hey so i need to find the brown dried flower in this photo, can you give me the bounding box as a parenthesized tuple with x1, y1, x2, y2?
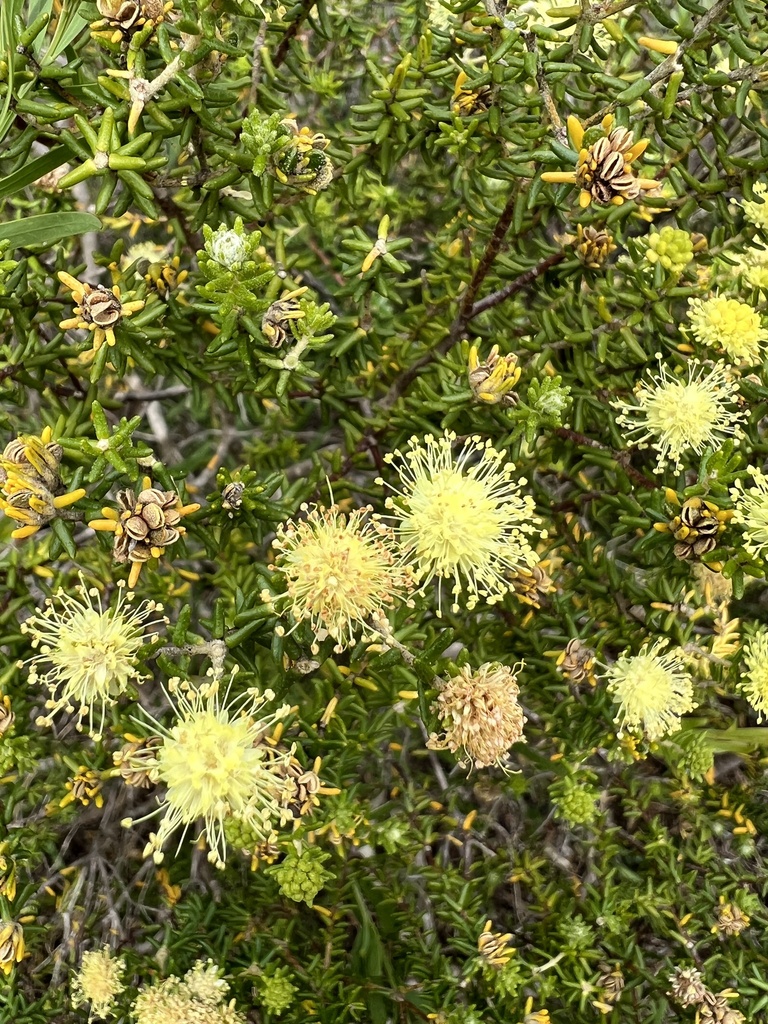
(668, 966, 708, 1008)
(576, 224, 617, 268)
(428, 662, 527, 770)
(88, 476, 200, 587)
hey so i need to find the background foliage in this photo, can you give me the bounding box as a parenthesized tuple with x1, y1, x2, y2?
(1, 0, 768, 1021)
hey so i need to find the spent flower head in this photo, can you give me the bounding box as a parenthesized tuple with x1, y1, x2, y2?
(603, 638, 696, 741)
(0, 426, 86, 539)
(379, 431, 542, 614)
(0, 921, 24, 975)
(668, 966, 708, 1008)
(730, 468, 768, 559)
(686, 295, 767, 363)
(58, 272, 144, 352)
(467, 344, 520, 406)
(21, 576, 164, 740)
(123, 672, 294, 868)
(267, 503, 415, 654)
(88, 476, 200, 588)
(613, 359, 745, 471)
(428, 662, 526, 770)
(541, 113, 657, 208)
(738, 628, 768, 722)
(71, 946, 126, 1021)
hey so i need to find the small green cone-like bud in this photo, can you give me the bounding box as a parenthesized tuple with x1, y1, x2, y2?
(270, 846, 334, 905)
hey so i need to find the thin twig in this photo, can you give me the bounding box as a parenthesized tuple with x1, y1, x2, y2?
(523, 33, 562, 130)
(469, 251, 566, 318)
(248, 21, 269, 106)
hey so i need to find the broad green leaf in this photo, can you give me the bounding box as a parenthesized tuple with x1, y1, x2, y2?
(0, 146, 69, 199)
(0, 211, 101, 248)
(43, 0, 88, 64)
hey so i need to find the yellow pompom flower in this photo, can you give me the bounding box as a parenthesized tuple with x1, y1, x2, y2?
(741, 182, 768, 229)
(731, 469, 768, 559)
(268, 503, 415, 654)
(71, 946, 126, 1021)
(378, 432, 542, 615)
(20, 576, 165, 741)
(602, 639, 696, 741)
(427, 661, 527, 770)
(613, 360, 745, 472)
(687, 295, 767, 363)
(123, 674, 294, 869)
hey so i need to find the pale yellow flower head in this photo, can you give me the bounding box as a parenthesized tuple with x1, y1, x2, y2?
(730, 468, 768, 559)
(133, 960, 244, 1024)
(613, 359, 745, 471)
(71, 946, 126, 1021)
(603, 638, 696, 741)
(741, 182, 768, 229)
(687, 295, 767, 363)
(739, 630, 768, 723)
(20, 576, 165, 741)
(427, 661, 527, 770)
(123, 673, 294, 869)
(269, 503, 415, 654)
(379, 431, 542, 615)
(730, 245, 768, 292)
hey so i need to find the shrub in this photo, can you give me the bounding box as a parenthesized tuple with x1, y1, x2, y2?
(1, 0, 767, 1021)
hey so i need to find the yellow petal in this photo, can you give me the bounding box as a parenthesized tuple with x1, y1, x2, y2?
(541, 171, 578, 184)
(638, 35, 678, 55)
(625, 138, 649, 162)
(566, 114, 584, 151)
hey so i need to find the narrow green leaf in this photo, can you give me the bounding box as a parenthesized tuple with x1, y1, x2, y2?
(0, 146, 69, 199)
(0, 211, 101, 248)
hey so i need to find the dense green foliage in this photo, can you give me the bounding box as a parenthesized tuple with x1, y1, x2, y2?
(1, 0, 768, 1022)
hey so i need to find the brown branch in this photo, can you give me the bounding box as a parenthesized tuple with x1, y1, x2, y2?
(380, 238, 562, 411)
(523, 33, 562, 130)
(585, 0, 735, 127)
(555, 427, 657, 489)
(274, 0, 315, 68)
(470, 251, 566, 318)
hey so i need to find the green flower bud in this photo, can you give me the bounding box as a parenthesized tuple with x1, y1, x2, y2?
(270, 846, 334, 905)
(259, 968, 297, 1016)
(644, 226, 694, 275)
(550, 776, 600, 826)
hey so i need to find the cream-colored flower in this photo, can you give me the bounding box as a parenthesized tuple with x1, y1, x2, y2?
(379, 431, 542, 615)
(687, 295, 767, 363)
(613, 359, 745, 471)
(21, 576, 164, 741)
(739, 628, 768, 722)
(71, 947, 126, 1021)
(133, 960, 245, 1024)
(730, 245, 768, 291)
(427, 662, 526, 769)
(741, 182, 768, 229)
(268, 503, 415, 654)
(122, 673, 294, 868)
(602, 638, 696, 741)
(730, 468, 768, 559)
